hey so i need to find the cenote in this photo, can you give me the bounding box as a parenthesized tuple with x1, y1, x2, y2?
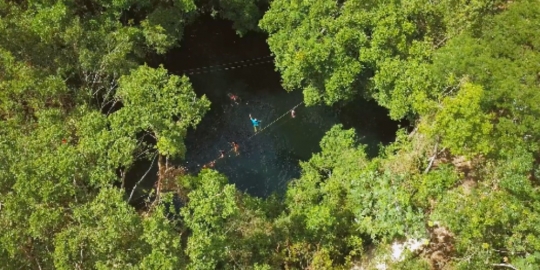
(132, 16, 404, 200)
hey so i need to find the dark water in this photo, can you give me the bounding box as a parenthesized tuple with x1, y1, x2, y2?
(134, 16, 403, 198)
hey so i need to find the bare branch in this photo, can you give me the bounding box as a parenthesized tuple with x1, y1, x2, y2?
(35, 258, 42, 270)
(128, 153, 158, 203)
(80, 247, 84, 266)
(492, 263, 518, 270)
(120, 169, 126, 189)
(408, 126, 419, 139)
(424, 142, 439, 174)
(106, 100, 119, 115)
(100, 76, 119, 109)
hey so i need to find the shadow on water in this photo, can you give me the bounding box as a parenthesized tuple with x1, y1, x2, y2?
(130, 15, 404, 199)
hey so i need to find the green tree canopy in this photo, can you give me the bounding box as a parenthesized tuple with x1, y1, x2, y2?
(110, 65, 210, 159)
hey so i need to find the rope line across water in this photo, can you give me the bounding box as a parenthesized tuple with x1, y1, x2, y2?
(186, 60, 273, 75)
(183, 56, 274, 75)
(182, 55, 272, 72)
(247, 101, 303, 140)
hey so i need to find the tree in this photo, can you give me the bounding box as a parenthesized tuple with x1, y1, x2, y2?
(260, 0, 367, 105)
(201, 0, 266, 35)
(428, 0, 540, 156)
(177, 169, 282, 269)
(180, 170, 240, 269)
(423, 82, 494, 157)
(53, 188, 183, 269)
(3, 0, 540, 268)
(0, 107, 135, 268)
(0, 0, 198, 117)
(260, 0, 508, 118)
(111, 65, 210, 159)
(110, 65, 210, 202)
(273, 125, 425, 268)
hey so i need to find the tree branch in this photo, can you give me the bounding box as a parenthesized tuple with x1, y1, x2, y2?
(128, 153, 157, 203)
(35, 257, 42, 270)
(106, 100, 118, 115)
(492, 263, 517, 270)
(408, 126, 419, 139)
(120, 169, 126, 189)
(424, 142, 439, 174)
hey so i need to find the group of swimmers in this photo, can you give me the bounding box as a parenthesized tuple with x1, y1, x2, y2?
(202, 141, 239, 168)
(202, 93, 296, 169)
(201, 94, 243, 168)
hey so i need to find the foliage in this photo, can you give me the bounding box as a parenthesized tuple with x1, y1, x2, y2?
(273, 125, 426, 268)
(260, 0, 367, 105)
(0, 107, 178, 268)
(411, 164, 459, 208)
(201, 0, 266, 35)
(425, 82, 494, 157)
(260, 0, 506, 111)
(0, 0, 204, 267)
(2, 0, 540, 269)
(110, 65, 210, 159)
(53, 188, 183, 269)
(181, 170, 238, 269)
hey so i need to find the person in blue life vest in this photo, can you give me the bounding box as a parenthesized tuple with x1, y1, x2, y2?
(249, 114, 261, 132)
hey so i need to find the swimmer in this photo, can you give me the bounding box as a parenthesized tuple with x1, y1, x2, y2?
(219, 150, 225, 159)
(291, 109, 296, 118)
(231, 142, 239, 156)
(202, 161, 215, 169)
(227, 93, 240, 105)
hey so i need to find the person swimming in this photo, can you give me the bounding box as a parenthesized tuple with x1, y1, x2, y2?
(227, 93, 240, 105)
(219, 150, 225, 159)
(202, 161, 215, 169)
(249, 114, 261, 132)
(291, 109, 296, 118)
(231, 141, 239, 156)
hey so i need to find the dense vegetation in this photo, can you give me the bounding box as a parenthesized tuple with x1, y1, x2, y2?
(1, 0, 539, 269)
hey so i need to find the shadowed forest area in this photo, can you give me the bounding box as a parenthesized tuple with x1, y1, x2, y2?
(1, 0, 540, 269)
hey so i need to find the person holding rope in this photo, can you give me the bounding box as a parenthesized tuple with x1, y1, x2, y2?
(249, 114, 261, 133)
